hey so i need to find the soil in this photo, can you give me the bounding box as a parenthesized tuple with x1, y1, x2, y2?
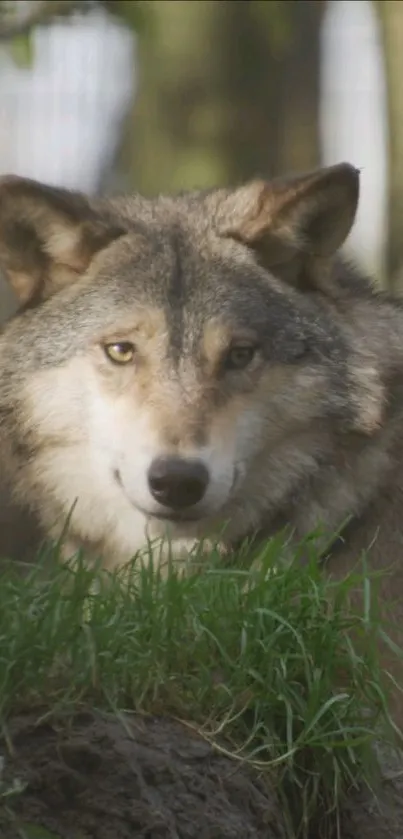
(341, 742, 403, 839)
(1, 710, 403, 839)
(0, 711, 287, 839)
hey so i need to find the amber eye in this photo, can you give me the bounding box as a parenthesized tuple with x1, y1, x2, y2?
(224, 344, 257, 371)
(104, 342, 135, 365)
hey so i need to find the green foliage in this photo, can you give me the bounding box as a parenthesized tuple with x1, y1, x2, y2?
(9, 32, 34, 68)
(0, 0, 149, 72)
(106, 0, 150, 34)
(0, 0, 296, 70)
(251, 0, 295, 57)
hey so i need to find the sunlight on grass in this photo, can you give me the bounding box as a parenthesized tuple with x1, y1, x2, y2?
(0, 532, 400, 836)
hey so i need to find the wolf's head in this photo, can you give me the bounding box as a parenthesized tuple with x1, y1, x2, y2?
(0, 163, 389, 555)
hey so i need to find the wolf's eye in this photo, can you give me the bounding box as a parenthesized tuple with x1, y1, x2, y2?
(224, 345, 257, 371)
(104, 342, 135, 365)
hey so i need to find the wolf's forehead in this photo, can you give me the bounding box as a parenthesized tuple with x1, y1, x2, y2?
(108, 222, 217, 296)
(107, 271, 267, 355)
(104, 221, 273, 320)
(89, 219, 319, 355)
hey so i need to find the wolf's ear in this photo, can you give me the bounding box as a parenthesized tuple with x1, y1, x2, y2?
(0, 176, 126, 304)
(217, 163, 359, 271)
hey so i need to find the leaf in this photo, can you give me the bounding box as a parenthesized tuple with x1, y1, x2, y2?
(9, 32, 35, 68)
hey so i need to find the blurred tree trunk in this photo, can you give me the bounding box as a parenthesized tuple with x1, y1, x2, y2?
(375, 1, 403, 291)
(118, 0, 324, 195)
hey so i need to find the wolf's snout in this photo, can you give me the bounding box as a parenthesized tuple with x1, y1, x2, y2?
(147, 456, 209, 509)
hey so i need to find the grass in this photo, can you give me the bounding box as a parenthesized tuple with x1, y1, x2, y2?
(0, 531, 401, 838)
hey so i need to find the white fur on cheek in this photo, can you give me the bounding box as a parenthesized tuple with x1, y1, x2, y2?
(22, 361, 166, 560)
(201, 406, 265, 497)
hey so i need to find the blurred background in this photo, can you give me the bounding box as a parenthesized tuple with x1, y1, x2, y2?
(0, 0, 399, 316)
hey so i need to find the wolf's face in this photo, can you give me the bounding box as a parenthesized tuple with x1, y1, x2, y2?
(0, 164, 385, 559)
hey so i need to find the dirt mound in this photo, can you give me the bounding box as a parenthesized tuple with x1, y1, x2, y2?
(0, 711, 286, 839)
(2, 710, 403, 839)
(341, 741, 403, 839)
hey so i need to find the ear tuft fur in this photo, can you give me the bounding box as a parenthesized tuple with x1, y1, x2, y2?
(217, 163, 360, 284)
(0, 175, 126, 304)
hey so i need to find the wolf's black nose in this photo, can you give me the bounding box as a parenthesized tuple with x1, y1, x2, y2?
(148, 457, 209, 509)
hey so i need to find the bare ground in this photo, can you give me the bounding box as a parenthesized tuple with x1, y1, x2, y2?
(1, 710, 403, 839)
(0, 711, 287, 839)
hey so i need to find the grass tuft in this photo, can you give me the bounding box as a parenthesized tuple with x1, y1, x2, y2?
(0, 533, 400, 836)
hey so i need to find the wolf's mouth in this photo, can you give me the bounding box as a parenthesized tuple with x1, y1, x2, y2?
(139, 509, 204, 523)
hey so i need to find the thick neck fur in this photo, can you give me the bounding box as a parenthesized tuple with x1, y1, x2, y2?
(290, 301, 403, 549)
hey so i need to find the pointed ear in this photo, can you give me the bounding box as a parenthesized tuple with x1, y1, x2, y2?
(217, 163, 360, 271)
(0, 176, 126, 305)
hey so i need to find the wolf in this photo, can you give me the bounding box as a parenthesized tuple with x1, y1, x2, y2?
(1, 164, 403, 633)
